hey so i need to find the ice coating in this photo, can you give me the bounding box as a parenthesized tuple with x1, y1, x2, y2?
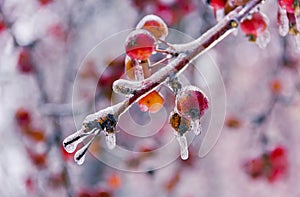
(256, 30, 271, 49)
(191, 119, 202, 135)
(278, 7, 289, 36)
(215, 9, 225, 22)
(113, 79, 140, 95)
(176, 85, 209, 121)
(136, 14, 168, 40)
(295, 10, 300, 32)
(295, 35, 300, 50)
(83, 102, 124, 124)
(74, 134, 96, 165)
(105, 132, 116, 150)
(176, 134, 189, 160)
(63, 128, 97, 153)
(134, 63, 145, 81)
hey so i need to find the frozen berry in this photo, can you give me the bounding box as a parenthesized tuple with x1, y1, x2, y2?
(138, 90, 164, 113)
(17, 48, 34, 73)
(240, 12, 268, 41)
(125, 29, 156, 60)
(176, 86, 209, 121)
(136, 14, 168, 40)
(15, 108, 32, 128)
(0, 19, 6, 33)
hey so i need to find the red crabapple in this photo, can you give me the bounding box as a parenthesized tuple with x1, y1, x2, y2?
(15, 108, 32, 128)
(138, 90, 164, 113)
(176, 85, 209, 121)
(0, 19, 6, 33)
(125, 29, 156, 60)
(240, 12, 270, 48)
(17, 48, 34, 73)
(136, 14, 168, 40)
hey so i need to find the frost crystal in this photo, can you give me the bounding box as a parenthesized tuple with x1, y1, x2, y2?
(105, 132, 116, 150)
(256, 30, 271, 48)
(278, 7, 289, 36)
(176, 134, 189, 160)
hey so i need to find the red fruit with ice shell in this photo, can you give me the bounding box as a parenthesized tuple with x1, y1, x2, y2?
(125, 29, 156, 61)
(176, 86, 209, 121)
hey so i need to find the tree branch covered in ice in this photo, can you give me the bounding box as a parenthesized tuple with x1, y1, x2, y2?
(63, 0, 267, 165)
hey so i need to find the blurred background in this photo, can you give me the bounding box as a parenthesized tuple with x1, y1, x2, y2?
(1, 0, 300, 196)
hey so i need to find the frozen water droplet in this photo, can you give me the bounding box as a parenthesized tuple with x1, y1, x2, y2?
(74, 132, 98, 165)
(63, 128, 98, 153)
(74, 151, 85, 165)
(256, 30, 271, 48)
(191, 120, 202, 135)
(106, 132, 116, 150)
(278, 7, 289, 36)
(295, 10, 300, 32)
(215, 9, 224, 22)
(63, 128, 87, 153)
(134, 63, 145, 81)
(176, 134, 189, 160)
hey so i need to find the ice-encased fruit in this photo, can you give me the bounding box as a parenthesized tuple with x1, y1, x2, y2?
(176, 86, 209, 121)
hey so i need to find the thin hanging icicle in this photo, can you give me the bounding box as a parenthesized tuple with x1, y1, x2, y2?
(63, 128, 97, 153)
(256, 30, 271, 48)
(106, 132, 116, 150)
(74, 131, 98, 165)
(295, 35, 300, 50)
(134, 62, 145, 81)
(278, 7, 289, 36)
(191, 119, 202, 136)
(176, 134, 189, 160)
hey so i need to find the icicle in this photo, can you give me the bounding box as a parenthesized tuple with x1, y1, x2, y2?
(278, 7, 289, 36)
(134, 63, 145, 81)
(106, 132, 116, 150)
(73, 130, 100, 165)
(191, 119, 202, 136)
(295, 8, 300, 32)
(63, 128, 96, 153)
(256, 30, 271, 48)
(215, 9, 225, 22)
(176, 134, 189, 160)
(295, 35, 300, 51)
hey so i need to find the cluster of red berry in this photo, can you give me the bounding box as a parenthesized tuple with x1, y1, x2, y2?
(123, 15, 210, 160)
(124, 14, 168, 113)
(131, 0, 195, 25)
(208, 0, 300, 48)
(243, 146, 288, 182)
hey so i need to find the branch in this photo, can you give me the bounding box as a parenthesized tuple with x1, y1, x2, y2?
(63, 0, 265, 164)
